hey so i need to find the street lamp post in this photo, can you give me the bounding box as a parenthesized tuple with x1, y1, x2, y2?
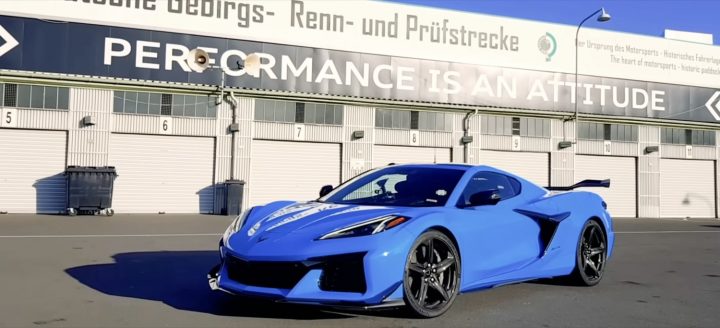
(575, 8, 611, 142)
(186, 49, 260, 181)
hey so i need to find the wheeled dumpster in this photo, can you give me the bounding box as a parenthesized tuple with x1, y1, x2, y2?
(224, 180, 245, 216)
(65, 166, 118, 216)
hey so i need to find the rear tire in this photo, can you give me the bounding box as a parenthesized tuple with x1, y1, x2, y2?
(569, 220, 607, 286)
(403, 230, 460, 318)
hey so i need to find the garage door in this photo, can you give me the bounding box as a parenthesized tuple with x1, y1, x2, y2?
(109, 134, 214, 213)
(575, 155, 636, 218)
(0, 129, 67, 214)
(660, 159, 715, 218)
(250, 140, 341, 206)
(479, 150, 549, 186)
(373, 146, 451, 168)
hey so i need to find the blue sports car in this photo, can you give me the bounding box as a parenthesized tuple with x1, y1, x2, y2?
(208, 164, 614, 317)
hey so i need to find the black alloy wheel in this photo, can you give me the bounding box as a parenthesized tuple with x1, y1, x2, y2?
(403, 230, 460, 318)
(571, 220, 607, 286)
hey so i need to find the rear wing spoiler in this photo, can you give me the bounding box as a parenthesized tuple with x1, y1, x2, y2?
(545, 179, 610, 191)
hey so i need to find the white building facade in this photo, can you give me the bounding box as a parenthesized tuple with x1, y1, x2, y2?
(1, 0, 719, 218)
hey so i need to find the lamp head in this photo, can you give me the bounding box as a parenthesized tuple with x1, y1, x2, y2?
(597, 8, 611, 22)
(243, 53, 261, 78)
(187, 48, 211, 73)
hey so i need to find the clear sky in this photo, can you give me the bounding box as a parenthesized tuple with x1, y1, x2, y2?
(385, 0, 720, 45)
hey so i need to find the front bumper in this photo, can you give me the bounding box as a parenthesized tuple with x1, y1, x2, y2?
(207, 262, 404, 309)
(207, 244, 408, 307)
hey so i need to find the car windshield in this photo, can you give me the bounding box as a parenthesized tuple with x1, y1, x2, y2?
(320, 166, 466, 207)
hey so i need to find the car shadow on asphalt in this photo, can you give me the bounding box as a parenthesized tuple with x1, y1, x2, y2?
(64, 251, 355, 320)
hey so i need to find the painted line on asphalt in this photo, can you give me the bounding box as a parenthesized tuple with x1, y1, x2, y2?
(0, 233, 221, 238)
(0, 231, 718, 238)
(615, 230, 720, 234)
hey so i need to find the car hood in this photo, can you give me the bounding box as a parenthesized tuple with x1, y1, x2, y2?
(229, 202, 412, 246)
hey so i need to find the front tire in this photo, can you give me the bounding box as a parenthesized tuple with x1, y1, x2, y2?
(403, 230, 460, 318)
(570, 220, 608, 286)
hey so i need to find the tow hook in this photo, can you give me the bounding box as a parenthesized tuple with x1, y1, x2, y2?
(207, 263, 221, 290)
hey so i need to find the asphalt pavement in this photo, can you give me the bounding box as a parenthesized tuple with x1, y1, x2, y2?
(0, 214, 718, 328)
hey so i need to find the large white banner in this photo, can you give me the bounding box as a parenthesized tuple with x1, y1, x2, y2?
(1, 0, 719, 88)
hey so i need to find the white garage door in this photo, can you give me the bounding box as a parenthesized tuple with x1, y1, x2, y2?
(109, 134, 214, 214)
(0, 129, 67, 214)
(250, 140, 341, 206)
(373, 146, 451, 168)
(660, 159, 715, 218)
(575, 155, 636, 218)
(479, 150, 549, 186)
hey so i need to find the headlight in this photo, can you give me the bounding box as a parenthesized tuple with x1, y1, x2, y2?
(223, 209, 252, 241)
(319, 215, 410, 240)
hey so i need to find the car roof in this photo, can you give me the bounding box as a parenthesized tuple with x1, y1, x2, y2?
(379, 163, 472, 170)
(379, 163, 497, 171)
(371, 163, 549, 200)
(381, 163, 525, 177)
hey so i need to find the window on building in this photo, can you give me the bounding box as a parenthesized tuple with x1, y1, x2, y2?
(2, 83, 69, 110)
(376, 108, 452, 132)
(512, 117, 521, 135)
(691, 129, 716, 146)
(161, 94, 172, 115)
(578, 122, 638, 142)
(393, 109, 409, 129)
(417, 110, 452, 131)
(254, 99, 343, 125)
(519, 117, 550, 137)
(4, 84, 17, 107)
(481, 115, 550, 138)
(661, 127, 716, 146)
(410, 111, 419, 129)
(481, 115, 509, 135)
(113, 91, 217, 118)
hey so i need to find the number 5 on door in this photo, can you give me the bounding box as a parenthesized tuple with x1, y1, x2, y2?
(1, 108, 17, 128)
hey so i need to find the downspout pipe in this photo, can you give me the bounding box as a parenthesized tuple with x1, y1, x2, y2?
(227, 90, 239, 180)
(462, 109, 479, 163)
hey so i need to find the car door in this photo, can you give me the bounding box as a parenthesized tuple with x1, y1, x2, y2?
(453, 171, 542, 283)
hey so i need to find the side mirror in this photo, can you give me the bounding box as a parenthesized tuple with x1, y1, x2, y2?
(319, 185, 333, 197)
(467, 190, 502, 207)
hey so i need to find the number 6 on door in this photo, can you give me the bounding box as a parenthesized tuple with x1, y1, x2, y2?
(160, 117, 173, 134)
